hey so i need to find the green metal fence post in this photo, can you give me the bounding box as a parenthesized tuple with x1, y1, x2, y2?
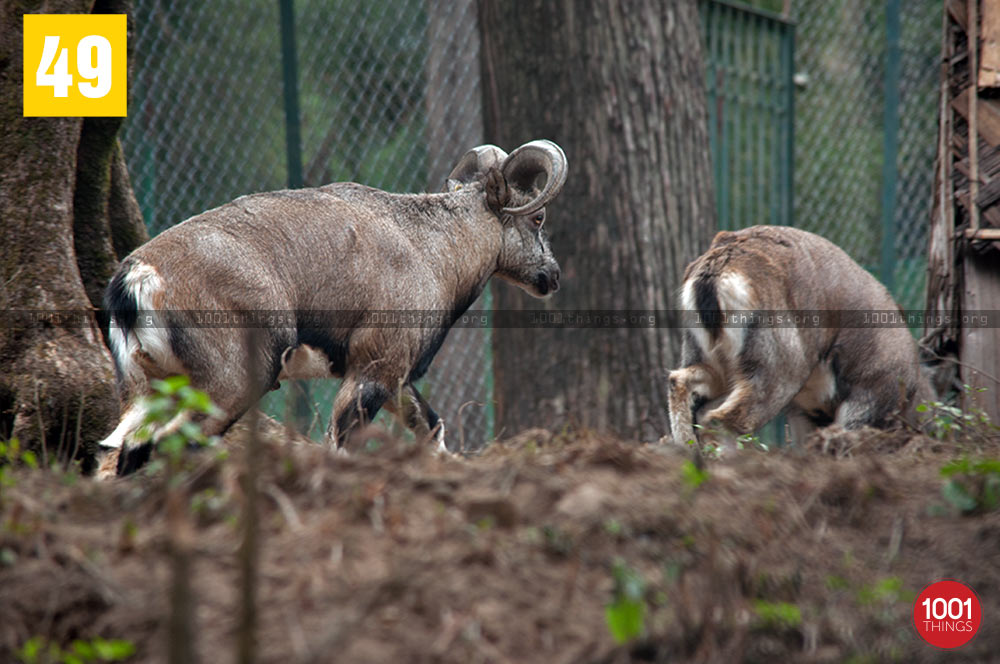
(880, 0, 901, 291)
(279, 0, 310, 433)
(780, 18, 794, 229)
(279, 0, 303, 189)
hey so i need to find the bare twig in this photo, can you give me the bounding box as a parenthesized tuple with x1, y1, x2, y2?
(457, 400, 485, 454)
(265, 484, 304, 533)
(237, 328, 263, 664)
(919, 342, 1000, 387)
(167, 469, 197, 664)
(68, 392, 85, 469)
(34, 380, 48, 467)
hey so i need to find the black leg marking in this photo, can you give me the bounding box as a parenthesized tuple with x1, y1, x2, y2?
(116, 441, 153, 476)
(335, 381, 389, 448)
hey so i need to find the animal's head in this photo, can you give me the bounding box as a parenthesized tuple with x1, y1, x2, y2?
(446, 140, 567, 298)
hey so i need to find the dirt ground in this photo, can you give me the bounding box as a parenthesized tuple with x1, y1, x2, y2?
(1, 419, 999, 664)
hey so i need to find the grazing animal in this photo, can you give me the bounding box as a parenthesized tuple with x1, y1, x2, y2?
(667, 225, 933, 446)
(98, 140, 567, 476)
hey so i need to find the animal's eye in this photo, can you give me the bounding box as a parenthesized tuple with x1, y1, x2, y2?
(533, 212, 545, 226)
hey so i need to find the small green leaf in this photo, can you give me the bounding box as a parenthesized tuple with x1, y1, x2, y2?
(21, 450, 38, 469)
(17, 636, 42, 663)
(94, 638, 136, 660)
(940, 458, 970, 477)
(982, 474, 1000, 510)
(972, 459, 1000, 475)
(942, 479, 978, 513)
(71, 639, 97, 659)
(753, 600, 801, 629)
(681, 460, 708, 488)
(605, 599, 645, 644)
(825, 574, 850, 590)
(158, 375, 191, 392)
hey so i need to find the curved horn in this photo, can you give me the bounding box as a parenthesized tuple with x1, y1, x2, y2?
(444, 144, 508, 191)
(499, 140, 568, 216)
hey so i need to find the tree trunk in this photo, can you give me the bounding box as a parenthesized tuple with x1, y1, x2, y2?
(0, 0, 147, 464)
(479, 0, 715, 441)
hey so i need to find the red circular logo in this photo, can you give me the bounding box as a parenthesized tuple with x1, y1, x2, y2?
(913, 580, 981, 649)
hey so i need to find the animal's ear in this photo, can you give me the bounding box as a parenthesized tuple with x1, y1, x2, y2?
(484, 168, 510, 215)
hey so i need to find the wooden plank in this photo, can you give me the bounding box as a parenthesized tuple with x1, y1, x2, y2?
(951, 87, 1000, 148)
(970, 0, 980, 231)
(965, 227, 1000, 237)
(976, 171, 1000, 207)
(922, 0, 960, 393)
(949, 0, 969, 32)
(980, 0, 1000, 88)
(956, 189, 1000, 226)
(960, 251, 1000, 424)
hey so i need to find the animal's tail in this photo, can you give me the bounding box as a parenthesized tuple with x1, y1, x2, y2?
(681, 267, 753, 358)
(692, 273, 722, 341)
(98, 259, 176, 476)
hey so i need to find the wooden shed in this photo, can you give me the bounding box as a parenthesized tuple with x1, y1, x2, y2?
(926, 0, 1000, 423)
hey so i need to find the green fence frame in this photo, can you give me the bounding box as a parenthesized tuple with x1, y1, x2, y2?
(701, 1, 795, 445)
(702, 0, 795, 232)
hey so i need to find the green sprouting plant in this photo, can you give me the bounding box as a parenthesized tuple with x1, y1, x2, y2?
(680, 460, 709, 489)
(940, 457, 1000, 514)
(605, 558, 647, 644)
(855, 576, 914, 606)
(751, 600, 802, 631)
(0, 438, 38, 492)
(17, 636, 135, 664)
(135, 375, 220, 466)
(917, 386, 994, 441)
(736, 432, 765, 451)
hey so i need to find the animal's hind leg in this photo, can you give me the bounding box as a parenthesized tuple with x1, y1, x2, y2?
(325, 373, 391, 450)
(383, 383, 447, 453)
(108, 348, 276, 477)
(667, 363, 725, 446)
(113, 393, 246, 477)
(701, 374, 804, 439)
(833, 386, 895, 430)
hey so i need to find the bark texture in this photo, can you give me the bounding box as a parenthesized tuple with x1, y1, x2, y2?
(0, 0, 146, 462)
(479, 0, 715, 440)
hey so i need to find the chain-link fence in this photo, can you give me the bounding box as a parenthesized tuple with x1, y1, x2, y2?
(121, 0, 942, 444)
(790, 0, 940, 314)
(709, 0, 939, 314)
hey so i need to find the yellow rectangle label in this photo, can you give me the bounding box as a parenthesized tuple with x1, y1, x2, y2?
(23, 14, 127, 117)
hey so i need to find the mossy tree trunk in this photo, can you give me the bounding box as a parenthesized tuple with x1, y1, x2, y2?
(0, 0, 147, 464)
(479, 0, 715, 440)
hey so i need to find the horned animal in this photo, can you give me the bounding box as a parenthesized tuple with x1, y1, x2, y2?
(98, 140, 567, 476)
(667, 225, 933, 447)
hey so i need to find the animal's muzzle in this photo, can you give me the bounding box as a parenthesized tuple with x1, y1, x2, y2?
(536, 268, 560, 295)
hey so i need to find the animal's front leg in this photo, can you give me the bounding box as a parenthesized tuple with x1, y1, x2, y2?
(384, 383, 447, 453)
(326, 374, 390, 449)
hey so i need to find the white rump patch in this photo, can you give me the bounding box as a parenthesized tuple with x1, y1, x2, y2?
(682, 271, 754, 360)
(715, 271, 753, 359)
(108, 262, 178, 381)
(278, 344, 332, 381)
(716, 272, 753, 311)
(680, 279, 711, 359)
